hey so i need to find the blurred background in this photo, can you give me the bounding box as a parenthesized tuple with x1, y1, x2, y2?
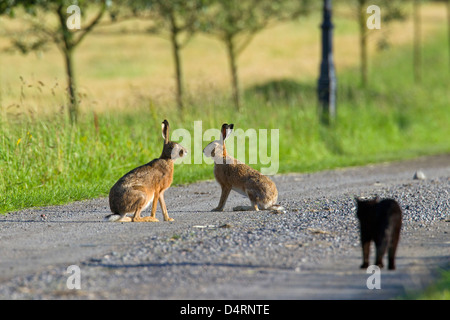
(0, 0, 448, 213)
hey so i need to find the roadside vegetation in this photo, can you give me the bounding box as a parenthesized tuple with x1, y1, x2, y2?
(404, 268, 450, 300)
(1, 28, 448, 214)
(0, 2, 448, 215)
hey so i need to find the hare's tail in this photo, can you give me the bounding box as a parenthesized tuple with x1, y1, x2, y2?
(104, 213, 123, 222)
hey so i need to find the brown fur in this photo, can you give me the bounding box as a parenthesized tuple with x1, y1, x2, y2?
(106, 120, 187, 222)
(203, 123, 281, 212)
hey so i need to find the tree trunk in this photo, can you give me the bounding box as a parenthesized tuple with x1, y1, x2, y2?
(413, 0, 421, 84)
(64, 48, 78, 124)
(358, 0, 368, 87)
(57, 4, 78, 124)
(447, 0, 449, 71)
(169, 14, 184, 111)
(225, 35, 240, 111)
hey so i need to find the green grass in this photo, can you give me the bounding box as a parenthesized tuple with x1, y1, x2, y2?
(0, 28, 449, 215)
(403, 267, 450, 300)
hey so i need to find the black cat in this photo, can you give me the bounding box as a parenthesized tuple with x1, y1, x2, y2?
(355, 197, 402, 270)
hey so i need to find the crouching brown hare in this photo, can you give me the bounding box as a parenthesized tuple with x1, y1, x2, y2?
(106, 120, 187, 222)
(203, 123, 284, 212)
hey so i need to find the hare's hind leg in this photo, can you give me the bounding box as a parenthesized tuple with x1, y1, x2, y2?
(233, 205, 258, 211)
(117, 215, 132, 222)
(104, 213, 132, 222)
(233, 200, 259, 211)
(133, 207, 159, 222)
(233, 190, 259, 211)
(131, 193, 159, 222)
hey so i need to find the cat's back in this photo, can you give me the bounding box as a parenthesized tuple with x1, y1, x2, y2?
(377, 199, 402, 217)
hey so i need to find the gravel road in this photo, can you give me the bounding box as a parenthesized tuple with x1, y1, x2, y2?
(0, 154, 449, 300)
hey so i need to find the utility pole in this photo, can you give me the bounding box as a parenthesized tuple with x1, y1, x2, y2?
(318, 0, 337, 125)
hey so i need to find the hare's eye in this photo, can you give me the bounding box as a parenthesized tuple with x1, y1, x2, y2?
(179, 149, 184, 157)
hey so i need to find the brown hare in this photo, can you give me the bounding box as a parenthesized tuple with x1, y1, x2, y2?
(105, 120, 187, 222)
(203, 123, 283, 212)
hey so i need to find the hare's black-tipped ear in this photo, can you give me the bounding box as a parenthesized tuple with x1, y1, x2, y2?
(221, 123, 234, 141)
(162, 120, 170, 143)
(225, 124, 234, 140)
(220, 123, 228, 141)
(228, 124, 234, 134)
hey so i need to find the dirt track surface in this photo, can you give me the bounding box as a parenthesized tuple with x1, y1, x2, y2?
(0, 155, 449, 300)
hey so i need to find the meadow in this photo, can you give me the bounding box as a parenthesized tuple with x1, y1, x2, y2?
(0, 3, 449, 214)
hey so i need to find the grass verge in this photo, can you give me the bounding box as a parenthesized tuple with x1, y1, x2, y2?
(402, 267, 450, 300)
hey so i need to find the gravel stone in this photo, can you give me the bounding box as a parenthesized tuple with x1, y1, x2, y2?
(0, 155, 449, 300)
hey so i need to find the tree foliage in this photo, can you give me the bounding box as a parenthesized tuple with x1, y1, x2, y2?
(123, 0, 207, 111)
(336, 0, 407, 87)
(1, 0, 107, 123)
(200, 0, 311, 110)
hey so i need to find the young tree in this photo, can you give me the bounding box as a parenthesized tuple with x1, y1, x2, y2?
(413, 0, 422, 84)
(342, 0, 406, 87)
(115, 0, 205, 112)
(2, 0, 107, 123)
(447, 0, 450, 71)
(201, 0, 311, 110)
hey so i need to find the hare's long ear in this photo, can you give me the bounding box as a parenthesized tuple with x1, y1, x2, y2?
(220, 123, 228, 142)
(227, 124, 234, 139)
(221, 123, 234, 141)
(162, 120, 170, 144)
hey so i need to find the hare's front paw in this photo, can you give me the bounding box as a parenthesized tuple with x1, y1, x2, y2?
(212, 207, 224, 212)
